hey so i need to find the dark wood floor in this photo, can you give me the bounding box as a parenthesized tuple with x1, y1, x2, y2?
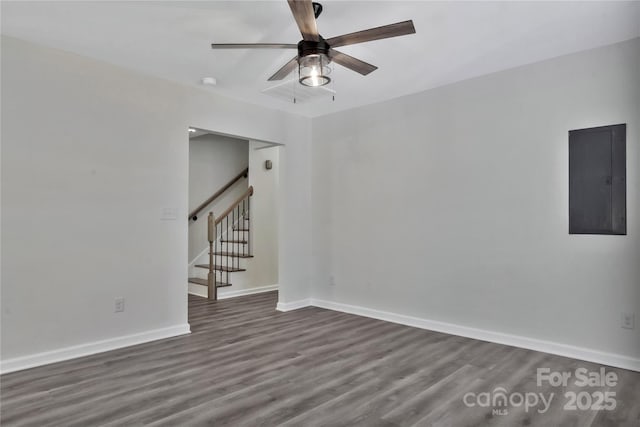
(1, 291, 639, 426)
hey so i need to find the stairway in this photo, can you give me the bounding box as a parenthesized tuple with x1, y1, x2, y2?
(188, 186, 254, 300)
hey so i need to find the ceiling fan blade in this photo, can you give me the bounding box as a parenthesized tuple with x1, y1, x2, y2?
(287, 0, 319, 41)
(327, 20, 416, 48)
(211, 43, 297, 49)
(268, 56, 299, 81)
(329, 50, 377, 76)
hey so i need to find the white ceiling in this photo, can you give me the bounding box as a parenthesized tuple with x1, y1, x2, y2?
(2, 1, 639, 118)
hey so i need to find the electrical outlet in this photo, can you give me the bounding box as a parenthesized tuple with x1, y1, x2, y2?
(115, 297, 125, 313)
(621, 312, 634, 329)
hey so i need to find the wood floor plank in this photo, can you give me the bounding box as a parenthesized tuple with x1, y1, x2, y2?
(1, 291, 638, 427)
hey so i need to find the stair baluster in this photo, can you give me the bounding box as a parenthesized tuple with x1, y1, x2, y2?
(225, 214, 230, 286)
(247, 195, 251, 256)
(242, 199, 246, 257)
(207, 212, 217, 301)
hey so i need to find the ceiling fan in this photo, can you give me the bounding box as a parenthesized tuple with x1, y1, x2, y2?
(211, 0, 416, 87)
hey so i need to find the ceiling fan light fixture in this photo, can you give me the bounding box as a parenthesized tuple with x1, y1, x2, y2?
(210, 1, 416, 87)
(298, 53, 331, 87)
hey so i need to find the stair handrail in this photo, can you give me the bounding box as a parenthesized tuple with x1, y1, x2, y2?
(188, 167, 249, 221)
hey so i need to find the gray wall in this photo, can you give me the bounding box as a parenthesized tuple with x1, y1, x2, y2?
(311, 38, 640, 361)
(1, 36, 312, 364)
(189, 134, 248, 261)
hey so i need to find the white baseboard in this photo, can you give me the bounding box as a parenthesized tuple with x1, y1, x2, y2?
(219, 284, 278, 299)
(276, 298, 312, 312)
(310, 298, 640, 372)
(0, 324, 191, 374)
(188, 284, 279, 300)
(7, 296, 635, 375)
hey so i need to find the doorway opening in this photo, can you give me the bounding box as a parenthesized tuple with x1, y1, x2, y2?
(187, 127, 281, 305)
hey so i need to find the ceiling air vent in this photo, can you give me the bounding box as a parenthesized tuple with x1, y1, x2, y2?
(261, 79, 335, 104)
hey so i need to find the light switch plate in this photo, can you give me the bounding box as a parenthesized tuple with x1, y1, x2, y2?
(622, 313, 635, 329)
(161, 208, 178, 220)
(114, 297, 125, 313)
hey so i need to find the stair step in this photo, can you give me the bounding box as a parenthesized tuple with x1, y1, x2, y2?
(195, 264, 247, 272)
(188, 277, 232, 287)
(221, 240, 247, 244)
(212, 251, 253, 258)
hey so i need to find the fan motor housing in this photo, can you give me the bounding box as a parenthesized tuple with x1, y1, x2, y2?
(297, 39, 330, 61)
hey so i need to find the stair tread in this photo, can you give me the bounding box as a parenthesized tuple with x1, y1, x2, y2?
(195, 264, 247, 272)
(212, 251, 253, 258)
(233, 228, 250, 232)
(188, 277, 232, 287)
(221, 240, 247, 244)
